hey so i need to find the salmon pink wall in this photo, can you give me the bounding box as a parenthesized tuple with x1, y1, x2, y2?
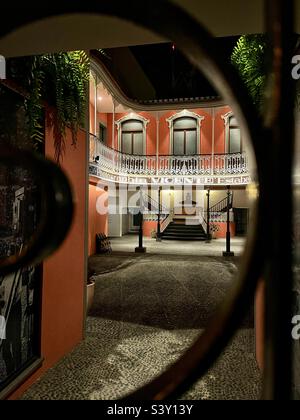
(91, 106, 236, 156)
(98, 112, 107, 126)
(198, 109, 212, 155)
(89, 102, 108, 136)
(215, 106, 231, 154)
(8, 123, 87, 399)
(143, 221, 157, 238)
(106, 113, 114, 148)
(89, 184, 108, 255)
(213, 222, 235, 238)
(141, 111, 156, 155)
(158, 109, 213, 155)
(159, 111, 172, 155)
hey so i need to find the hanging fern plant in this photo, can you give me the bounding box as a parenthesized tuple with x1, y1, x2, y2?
(7, 51, 90, 162)
(231, 35, 267, 109)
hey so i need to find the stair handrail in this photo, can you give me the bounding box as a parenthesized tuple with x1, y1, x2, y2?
(161, 211, 174, 233)
(209, 192, 234, 213)
(141, 191, 169, 214)
(199, 211, 207, 233)
(140, 191, 174, 236)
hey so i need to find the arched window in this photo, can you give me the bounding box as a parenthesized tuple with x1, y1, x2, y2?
(121, 119, 144, 155)
(173, 117, 197, 155)
(228, 116, 242, 153)
(116, 114, 149, 155)
(167, 111, 203, 155)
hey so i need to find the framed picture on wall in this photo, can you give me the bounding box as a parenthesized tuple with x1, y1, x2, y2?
(0, 266, 42, 396)
(0, 84, 43, 398)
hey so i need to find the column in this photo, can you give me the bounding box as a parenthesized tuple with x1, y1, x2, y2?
(223, 186, 234, 257)
(94, 73, 97, 137)
(135, 188, 146, 253)
(156, 113, 160, 176)
(206, 188, 211, 242)
(211, 108, 215, 176)
(156, 186, 162, 242)
(112, 99, 116, 150)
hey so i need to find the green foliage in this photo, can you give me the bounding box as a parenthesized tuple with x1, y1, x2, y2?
(231, 35, 267, 108)
(8, 51, 90, 161)
(24, 56, 45, 147)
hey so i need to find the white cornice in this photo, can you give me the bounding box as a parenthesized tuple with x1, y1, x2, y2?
(115, 113, 150, 128)
(166, 110, 205, 128)
(221, 111, 234, 126)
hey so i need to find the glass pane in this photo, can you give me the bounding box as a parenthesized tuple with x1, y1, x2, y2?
(185, 130, 197, 155)
(122, 133, 132, 154)
(229, 127, 241, 153)
(173, 131, 185, 155)
(174, 117, 197, 130)
(99, 124, 107, 143)
(133, 133, 143, 155)
(122, 120, 143, 132)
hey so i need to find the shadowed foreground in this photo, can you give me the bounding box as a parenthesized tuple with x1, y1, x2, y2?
(22, 253, 261, 400)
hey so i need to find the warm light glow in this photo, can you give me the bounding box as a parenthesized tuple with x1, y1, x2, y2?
(246, 183, 259, 200)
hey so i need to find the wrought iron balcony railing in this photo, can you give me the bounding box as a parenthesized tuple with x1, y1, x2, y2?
(89, 134, 250, 179)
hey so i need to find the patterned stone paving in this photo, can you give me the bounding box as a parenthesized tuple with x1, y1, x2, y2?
(22, 254, 261, 400)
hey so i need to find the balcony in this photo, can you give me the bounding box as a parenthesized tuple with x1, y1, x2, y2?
(89, 135, 251, 186)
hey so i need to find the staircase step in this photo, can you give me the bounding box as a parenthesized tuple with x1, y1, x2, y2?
(162, 237, 207, 241)
(162, 219, 207, 241)
(162, 232, 206, 236)
(165, 233, 205, 237)
(168, 224, 201, 229)
(163, 231, 206, 236)
(166, 226, 205, 230)
(165, 225, 204, 230)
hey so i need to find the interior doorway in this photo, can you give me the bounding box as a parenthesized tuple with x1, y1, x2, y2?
(233, 208, 249, 236)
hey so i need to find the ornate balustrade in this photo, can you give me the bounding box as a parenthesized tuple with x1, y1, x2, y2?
(214, 153, 249, 175)
(89, 134, 251, 184)
(158, 155, 212, 176)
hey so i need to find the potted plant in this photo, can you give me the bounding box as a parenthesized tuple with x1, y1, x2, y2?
(6, 51, 89, 162)
(210, 223, 220, 239)
(86, 269, 96, 314)
(151, 229, 157, 239)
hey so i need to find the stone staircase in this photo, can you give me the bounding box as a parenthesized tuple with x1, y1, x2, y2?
(161, 219, 207, 241)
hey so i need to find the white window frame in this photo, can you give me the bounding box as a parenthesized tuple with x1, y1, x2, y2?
(222, 111, 242, 154)
(115, 114, 150, 155)
(166, 110, 204, 155)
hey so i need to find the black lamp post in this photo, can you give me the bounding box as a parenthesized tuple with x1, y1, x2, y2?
(135, 188, 146, 253)
(156, 186, 162, 242)
(223, 186, 234, 257)
(206, 188, 211, 242)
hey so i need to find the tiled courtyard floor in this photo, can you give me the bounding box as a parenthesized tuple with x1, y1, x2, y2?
(109, 235, 246, 257)
(22, 250, 261, 400)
